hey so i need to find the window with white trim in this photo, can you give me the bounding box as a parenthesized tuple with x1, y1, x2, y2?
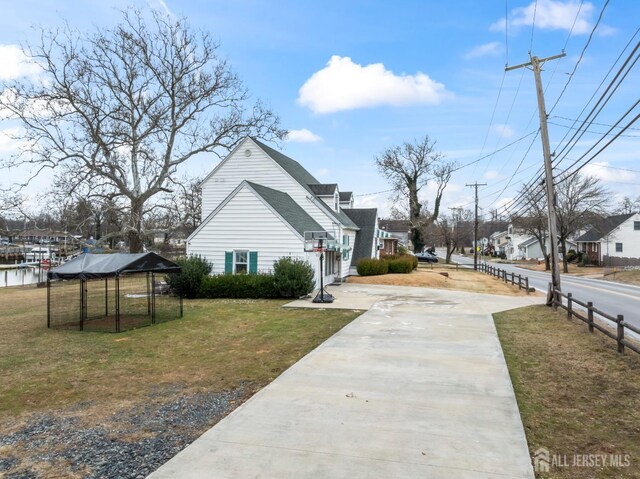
(234, 250, 248, 273)
(616, 243, 623, 253)
(634, 221, 640, 230)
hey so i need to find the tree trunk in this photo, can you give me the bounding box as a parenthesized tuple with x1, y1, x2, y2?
(544, 253, 551, 271)
(128, 199, 144, 253)
(561, 240, 568, 273)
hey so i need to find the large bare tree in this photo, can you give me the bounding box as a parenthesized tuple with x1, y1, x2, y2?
(435, 209, 473, 264)
(0, 9, 285, 252)
(375, 135, 454, 252)
(555, 174, 609, 272)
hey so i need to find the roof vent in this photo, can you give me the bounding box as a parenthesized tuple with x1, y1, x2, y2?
(244, 148, 252, 157)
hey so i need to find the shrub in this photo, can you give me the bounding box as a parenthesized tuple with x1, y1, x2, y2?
(199, 273, 278, 299)
(165, 255, 212, 299)
(581, 254, 592, 266)
(273, 257, 315, 298)
(357, 258, 388, 276)
(386, 257, 414, 274)
(566, 249, 578, 263)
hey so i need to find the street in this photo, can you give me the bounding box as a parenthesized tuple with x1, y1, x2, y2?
(448, 252, 640, 332)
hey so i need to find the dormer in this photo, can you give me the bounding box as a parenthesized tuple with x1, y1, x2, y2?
(339, 191, 354, 209)
(309, 183, 340, 212)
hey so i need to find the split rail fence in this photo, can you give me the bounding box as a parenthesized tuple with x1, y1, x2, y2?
(550, 286, 639, 355)
(479, 263, 531, 294)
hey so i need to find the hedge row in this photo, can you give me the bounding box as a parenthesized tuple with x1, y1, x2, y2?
(166, 256, 315, 299)
(356, 254, 418, 276)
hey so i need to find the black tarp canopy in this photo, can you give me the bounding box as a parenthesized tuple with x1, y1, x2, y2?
(48, 252, 181, 280)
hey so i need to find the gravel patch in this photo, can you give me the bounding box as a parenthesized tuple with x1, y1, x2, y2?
(0, 386, 247, 478)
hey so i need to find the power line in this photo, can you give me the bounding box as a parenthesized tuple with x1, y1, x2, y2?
(547, 0, 610, 115)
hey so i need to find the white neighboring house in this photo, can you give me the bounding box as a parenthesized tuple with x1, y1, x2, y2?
(503, 224, 530, 261)
(187, 137, 380, 287)
(517, 236, 577, 261)
(576, 212, 640, 266)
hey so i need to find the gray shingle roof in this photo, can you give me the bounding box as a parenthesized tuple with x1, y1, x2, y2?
(342, 208, 378, 266)
(576, 213, 635, 242)
(246, 182, 324, 237)
(339, 191, 353, 202)
(308, 184, 338, 196)
(251, 138, 358, 230)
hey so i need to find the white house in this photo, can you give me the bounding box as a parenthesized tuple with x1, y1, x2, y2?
(576, 212, 640, 266)
(187, 137, 380, 287)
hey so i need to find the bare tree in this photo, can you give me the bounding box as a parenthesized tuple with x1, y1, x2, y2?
(616, 196, 640, 214)
(556, 174, 609, 273)
(434, 209, 473, 264)
(375, 135, 454, 252)
(512, 183, 550, 270)
(0, 9, 285, 252)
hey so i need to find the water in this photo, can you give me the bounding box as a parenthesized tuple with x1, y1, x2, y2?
(0, 267, 49, 287)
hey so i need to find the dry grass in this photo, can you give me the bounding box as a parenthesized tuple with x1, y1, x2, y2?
(348, 266, 532, 296)
(0, 285, 360, 425)
(517, 261, 605, 277)
(604, 270, 640, 286)
(495, 305, 640, 478)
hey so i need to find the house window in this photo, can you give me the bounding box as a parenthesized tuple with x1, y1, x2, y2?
(635, 221, 640, 230)
(234, 251, 248, 273)
(616, 243, 623, 253)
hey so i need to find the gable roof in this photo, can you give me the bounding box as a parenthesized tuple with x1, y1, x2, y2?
(48, 252, 181, 280)
(308, 183, 338, 196)
(342, 208, 378, 266)
(246, 182, 324, 237)
(188, 181, 324, 242)
(379, 219, 410, 232)
(339, 191, 353, 202)
(251, 137, 320, 186)
(251, 137, 359, 230)
(576, 213, 635, 242)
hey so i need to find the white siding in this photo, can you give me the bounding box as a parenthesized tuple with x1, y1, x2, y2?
(201, 139, 339, 232)
(603, 214, 640, 259)
(188, 185, 332, 288)
(339, 229, 357, 279)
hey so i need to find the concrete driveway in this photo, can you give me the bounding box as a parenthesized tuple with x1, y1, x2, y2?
(149, 284, 540, 479)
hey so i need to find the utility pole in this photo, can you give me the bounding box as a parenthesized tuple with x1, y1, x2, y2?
(466, 182, 487, 270)
(506, 52, 565, 304)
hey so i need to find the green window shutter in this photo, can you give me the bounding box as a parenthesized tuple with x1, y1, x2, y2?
(224, 251, 233, 273)
(249, 251, 258, 273)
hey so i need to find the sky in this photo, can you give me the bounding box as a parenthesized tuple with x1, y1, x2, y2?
(0, 0, 639, 220)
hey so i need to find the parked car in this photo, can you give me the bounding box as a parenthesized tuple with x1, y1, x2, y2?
(415, 251, 439, 263)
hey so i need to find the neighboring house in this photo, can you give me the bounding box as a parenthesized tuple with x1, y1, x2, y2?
(490, 230, 509, 255)
(187, 137, 379, 286)
(517, 236, 576, 261)
(378, 219, 410, 247)
(576, 213, 640, 266)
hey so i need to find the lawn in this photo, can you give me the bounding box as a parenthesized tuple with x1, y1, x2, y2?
(495, 305, 640, 478)
(604, 269, 640, 286)
(0, 285, 361, 477)
(348, 266, 534, 296)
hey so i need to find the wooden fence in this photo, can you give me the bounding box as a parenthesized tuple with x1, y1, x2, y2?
(550, 285, 640, 355)
(479, 263, 531, 294)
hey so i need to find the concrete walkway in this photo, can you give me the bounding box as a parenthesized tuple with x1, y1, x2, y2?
(149, 284, 540, 478)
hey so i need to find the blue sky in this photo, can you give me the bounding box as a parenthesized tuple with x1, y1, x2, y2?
(1, 0, 639, 218)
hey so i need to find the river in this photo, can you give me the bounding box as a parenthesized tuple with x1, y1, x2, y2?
(0, 267, 49, 287)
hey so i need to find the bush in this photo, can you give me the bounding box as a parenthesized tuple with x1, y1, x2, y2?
(198, 273, 278, 299)
(357, 258, 388, 276)
(273, 257, 315, 298)
(165, 255, 212, 299)
(386, 257, 414, 274)
(566, 249, 578, 263)
(581, 254, 592, 266)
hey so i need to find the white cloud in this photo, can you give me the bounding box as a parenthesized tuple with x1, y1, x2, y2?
(286, 128, 323, 143)
(492, 124, 516, 139)
(484, 170, 503, 180)
(491, 0, 600, 34)
(315, 168, 330, 178)
(298, 55, 450, 114)
(465, 42, 502, 59)
(0, 44, 41, 80)
(581, 161, 635, 183)
(0, 127, 23, 152)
